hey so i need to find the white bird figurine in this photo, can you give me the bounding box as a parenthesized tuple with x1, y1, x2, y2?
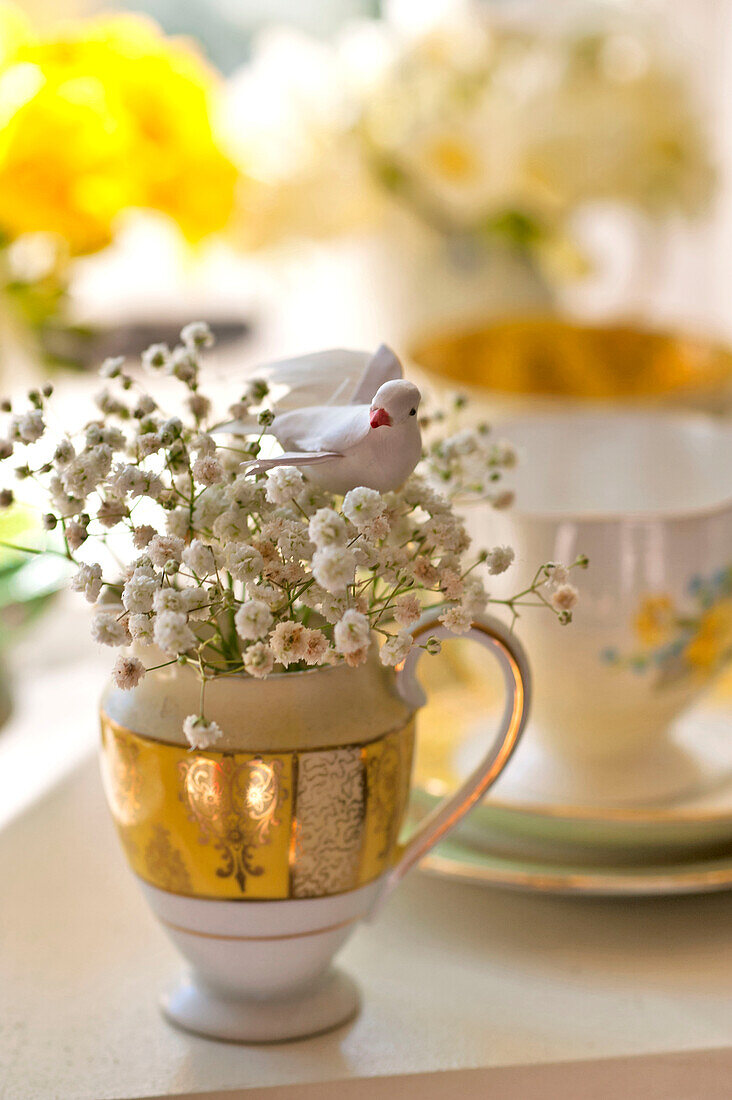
(220, 345, 423, 495)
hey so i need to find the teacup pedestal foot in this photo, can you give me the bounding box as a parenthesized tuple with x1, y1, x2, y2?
(162, 968, 360, 1044)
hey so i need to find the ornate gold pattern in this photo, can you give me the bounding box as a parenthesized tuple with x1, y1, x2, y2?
(101, 725, 144, 826)
(365, 733, 405, 862)
(100, 712, 415, 901)
(144, 825, 192, 895)
(179, 756, 283, 894)
(291, 748, 365, 898)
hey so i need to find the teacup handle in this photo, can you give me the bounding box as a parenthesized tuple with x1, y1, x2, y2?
(378, 609, 531, 905)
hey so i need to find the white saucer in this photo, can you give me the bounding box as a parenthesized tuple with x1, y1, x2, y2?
(418, 836, 732, 897)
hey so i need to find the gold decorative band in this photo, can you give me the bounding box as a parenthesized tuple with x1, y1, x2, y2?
(100, 712, 415, 903)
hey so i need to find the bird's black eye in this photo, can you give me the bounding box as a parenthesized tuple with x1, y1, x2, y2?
(409, 408, 416, 416)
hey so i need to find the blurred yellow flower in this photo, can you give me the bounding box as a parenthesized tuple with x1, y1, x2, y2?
(634, 594, 675, 647)
(685, 600, 732, 672)
(0, 7, 237, 254)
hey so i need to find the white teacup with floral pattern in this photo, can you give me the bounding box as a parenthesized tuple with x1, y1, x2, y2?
(483, 411, 732, 807)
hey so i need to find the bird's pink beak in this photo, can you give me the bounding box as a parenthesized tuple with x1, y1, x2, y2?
(369, 407, 391, 429)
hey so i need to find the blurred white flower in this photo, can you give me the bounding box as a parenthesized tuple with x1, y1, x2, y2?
(334, 609, 370, 655)
(379, 631, 413, 666)
(235, 599, 274, 641)
(153, 611, 195, 655)
(112, 655, 146, 690)
(70, 562, 102, 603)
(183, 715, 223, 750)
(312, 545, 356, 593)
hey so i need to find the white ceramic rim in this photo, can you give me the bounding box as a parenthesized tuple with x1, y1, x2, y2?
(496, 408, 732, 524)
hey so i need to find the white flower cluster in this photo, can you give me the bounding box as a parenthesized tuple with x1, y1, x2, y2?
(0, 324, 582, 751)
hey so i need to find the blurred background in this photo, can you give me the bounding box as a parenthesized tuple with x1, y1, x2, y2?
(1, 0, 730, 369)
(2, 0, 732, 818)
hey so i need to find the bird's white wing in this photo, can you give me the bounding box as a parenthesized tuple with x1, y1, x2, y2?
(275, 403, 370, 454)
(252, 349, 372, 411)
(248, 345, 403, 411)
(350, 344, 403, 404)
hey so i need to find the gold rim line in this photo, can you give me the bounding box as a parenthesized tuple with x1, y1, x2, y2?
(414, 782, 732, 826)
(158, 914, 357, 942)
(419, 852, 732, 896)
(100, 712, 413, 757)
(392, 620, 525, 882)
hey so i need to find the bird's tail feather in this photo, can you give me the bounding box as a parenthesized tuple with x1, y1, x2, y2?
(245, 451, 341, 475)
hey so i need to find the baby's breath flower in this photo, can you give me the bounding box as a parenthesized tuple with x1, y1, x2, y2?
(64, 519, 88, 551)
(148, 534, 184, 569)
(122, 571, 156, 614)
(413, 559, 440, 587)
(334, 609, 370, 655)
(192, 454, 223, 486)
(302, 628, 329, 665)
(53, 439, 74, 465)
(97, 497, 129, 529)
(312, 546, 356, 594)
(247, 581, 285, 610)
(135, 395, 157, 416)
(129, 613, 154, 644)
(188, 394, 212, 422)
(380, 631, 413, 667)
(342, 486, 384, 529)
(225, 543, 264, 582)
(100, 356, 125, 379)
(214, 503, 255, 544)
(168, 346, 198, 384)
(142, 343, 169, 370)
(152, 588, 189, 614)
(165, 508, 191, 540)
(243, 641, 275, 679)
(132, 525, 157, 549)
(70, 562, 103, 603)
(439, 568, 464, 601)
(551, 583, 579, 613)
(439, 606, 473, 634)
(154, 611, 195, 655)
(461, 576, 489, 616)
(0, 328, 578, 687)
(265, 466, 304, 504)
(343, 645, 369, 668)
(270, 620, 308, 667)
(394, 593, 421, 627)
(91, 612, 130, 647)
(486, 546, 515, 576)
(235, 599, 273, 641)
(191, 432, 216, 456)
(182, 539, 216, 577)
(13, 410, 45, 443)
(112, 655, 145, 690)
(544, 563, 569, 587)
(137, 432, 162, 458)
(309, 507, 347, 549)
(183, 715, 223, 750)
(181, 321, 214, 350)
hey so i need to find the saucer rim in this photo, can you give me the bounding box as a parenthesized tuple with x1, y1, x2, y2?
(419, 846, 732, 896)
(413, 780, 732, 826)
